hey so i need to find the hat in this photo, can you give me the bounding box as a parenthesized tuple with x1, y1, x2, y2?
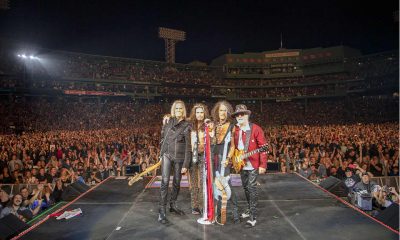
(345, 167, 353, 173)
(361, 172, 369, 176)
(231, 104, 251, 117)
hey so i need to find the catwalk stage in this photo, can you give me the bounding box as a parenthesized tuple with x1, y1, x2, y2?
(16, 173, 398, 240)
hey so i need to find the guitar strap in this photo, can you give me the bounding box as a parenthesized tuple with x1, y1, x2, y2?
(244, 123, 253, 153)
(220, 122, 234, 145)
(227, 123, 234, 141)
(169, 119, 189, 142)
(159, 120, 172, 157)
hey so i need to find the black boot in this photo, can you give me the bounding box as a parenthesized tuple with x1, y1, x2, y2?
(170, 202, 185, 215)
(158, 208, 169, 224)
(191, 208, 201, 215)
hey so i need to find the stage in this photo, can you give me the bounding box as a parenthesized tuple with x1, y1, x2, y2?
(17, 173, 398, 240)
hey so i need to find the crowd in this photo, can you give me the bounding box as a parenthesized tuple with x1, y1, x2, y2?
(0, 126, 161, 222)
(0, 50, 397, 100)
(0, 95, 398, 221)
(42, 53, 221, 85)
(0, 120, 398, 221)
(0, 74, 397, 103)
(242, 96, 398, 125)
(0, 95, 398, 135)
(0, 49, 398, 224)
(0, 98, 166, 133)
(267, 122, 400, 211)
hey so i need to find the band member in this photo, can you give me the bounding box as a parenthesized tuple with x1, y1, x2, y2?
(229, 104, 267, 228)
(158, 100, 191, 224)
(210, 100, 239, 224)
(188, 103, 210, 215)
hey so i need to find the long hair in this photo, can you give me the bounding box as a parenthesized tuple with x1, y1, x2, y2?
(189, 103, 210, 130)
(211, 100, 233, 123)
(170, 100, 187, 119)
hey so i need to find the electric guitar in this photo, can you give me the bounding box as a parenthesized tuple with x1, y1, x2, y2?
(214, 130, 232, 201)
(128, 160, 160, 186)
(232, 144, 269, 173)
(213, 130, 232, 225)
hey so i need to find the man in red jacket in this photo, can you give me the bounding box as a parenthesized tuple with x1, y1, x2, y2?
(229, 104, 267, 228)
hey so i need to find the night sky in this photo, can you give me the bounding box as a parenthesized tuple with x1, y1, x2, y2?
(0, 0, 398, 63)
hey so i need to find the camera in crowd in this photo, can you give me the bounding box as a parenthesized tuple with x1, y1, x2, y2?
(295, 158, 305, 164)
(382, 185, 393, 196)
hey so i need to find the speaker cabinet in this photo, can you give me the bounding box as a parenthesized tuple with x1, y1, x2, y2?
(319, 176, 348, 197)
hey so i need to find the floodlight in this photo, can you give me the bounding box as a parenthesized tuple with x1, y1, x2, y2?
(158, 27, 186, 64)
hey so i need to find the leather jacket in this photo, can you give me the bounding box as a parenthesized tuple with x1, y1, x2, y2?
(160, 117, 191, 168)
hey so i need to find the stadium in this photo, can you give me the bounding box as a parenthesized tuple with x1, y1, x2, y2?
(0, 0, 398, 239)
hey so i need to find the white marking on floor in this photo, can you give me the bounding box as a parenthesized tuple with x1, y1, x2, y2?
(76, 202, 135, 205)
(75, 198, 328, 205)
(104, 188, 147, 240)
(271, 199, 307, 240)
(238, 198, 329, 203)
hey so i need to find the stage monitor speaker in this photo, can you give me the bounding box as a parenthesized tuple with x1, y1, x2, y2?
(61, 185, 82, 201)
(70, 181, 90, 194)
(319, 176, 348, 197)
(125, 164, 140, 176)
(375, 203, 399, 231)
(267, 162, 280, 172)
(62, 181, 90, 201)
(0, 214, 29, 240)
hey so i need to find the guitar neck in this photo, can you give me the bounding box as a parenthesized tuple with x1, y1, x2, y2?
(242, 148, 263, 159)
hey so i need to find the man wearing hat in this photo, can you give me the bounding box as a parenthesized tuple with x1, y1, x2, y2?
(353, 172, 379, 194)
(228, 104, 267, 228)
(343, 167, 361, 192)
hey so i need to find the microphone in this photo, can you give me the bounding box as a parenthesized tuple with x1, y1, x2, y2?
(204, 119, 213, 126)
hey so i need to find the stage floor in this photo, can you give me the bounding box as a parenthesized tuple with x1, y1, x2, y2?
(19, 174, 398, 240)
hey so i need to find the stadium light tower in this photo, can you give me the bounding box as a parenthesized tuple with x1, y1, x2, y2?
(158, 27, 186, 64)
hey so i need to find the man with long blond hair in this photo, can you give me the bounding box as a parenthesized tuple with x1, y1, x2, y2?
(188, 103, 210, 215)
(158, 100, 191, 224)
